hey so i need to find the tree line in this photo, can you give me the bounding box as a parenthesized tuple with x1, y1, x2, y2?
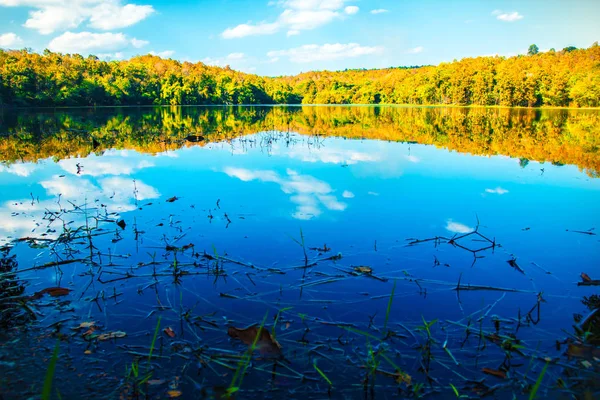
(0, 43, 599, 107)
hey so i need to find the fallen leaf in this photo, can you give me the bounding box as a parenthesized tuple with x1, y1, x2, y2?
(116, 219, 126, 230)
(97, 331, 127, 341)
(164, 327, 176, 338)
(567, 343, 600, 360)
(581, 272, 592, 282)
(353, 266, 373, 274)
(167, 390, 182, 398)
(166, 196, 179, 203)
(147, 379, 165, 386)
(394, 371, 412, 386)
(84, 350, 92, 355)
(40, 287, 72, 297)
(482, 368, 506, 379)
(227, 325, 282, 356)
(71, 321, 96, 330)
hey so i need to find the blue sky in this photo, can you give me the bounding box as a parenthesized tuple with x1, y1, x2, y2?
(1, 0, 599, 76)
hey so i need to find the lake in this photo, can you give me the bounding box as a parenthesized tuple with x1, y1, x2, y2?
(0, 106, 599, 399)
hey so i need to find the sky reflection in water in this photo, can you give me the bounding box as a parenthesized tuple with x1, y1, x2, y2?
(0, 106, 599, 398)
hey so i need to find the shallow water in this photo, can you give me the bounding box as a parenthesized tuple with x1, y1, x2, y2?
(0, 106, 599, 399)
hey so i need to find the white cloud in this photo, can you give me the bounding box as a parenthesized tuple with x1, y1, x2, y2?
(222, 0, 356, 39)
(48, 31, 146, 54)
(492, 10, 523, 22)
(227, 52, 245, 60)
(222, 22, 280, 39)
(0, 0, 155, 35)
(445, 220, 474, 234)
(131, 38, 149, 48)
(88, 2, 154, 30)
(267, 42, 383, 63)
(344, 5, 358, 15)
(342, 190, 354, 198)
(370, 9, 388, 14)
(96, 52, 125, 60)
(149, 50, 175, 58)
(485, 187, 509, 195)
(224, 167, 346, 219)
(407, 46, 424, 54)
(0, 32, 23, 47)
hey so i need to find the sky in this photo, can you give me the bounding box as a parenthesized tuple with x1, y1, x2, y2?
(0, 0, 599, 76)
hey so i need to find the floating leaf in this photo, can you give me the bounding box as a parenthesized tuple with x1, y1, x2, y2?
(164, 327, 176, 338)
(482, 368, 506, 379)
(227, 325, 282, 355)
(166, 196, 179, 203)
(97, 331, 127, 341)
(353, 266, 373, 274)
(31, 287, 72, 300)
(71, 321, 96, 331)
(581, 272, 592, 282)
(116, 219, 126, 230)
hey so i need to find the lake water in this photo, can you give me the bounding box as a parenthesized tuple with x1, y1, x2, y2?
(0, 106, 599, 399)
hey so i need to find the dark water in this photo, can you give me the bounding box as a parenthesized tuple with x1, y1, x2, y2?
(0, 106, 599, 399)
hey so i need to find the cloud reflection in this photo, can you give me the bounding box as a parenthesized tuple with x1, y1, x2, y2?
(224, 167, 346, 219)
(445, 220, 474, 233)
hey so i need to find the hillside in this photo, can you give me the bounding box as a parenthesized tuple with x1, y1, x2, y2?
(1, 44, 599, 107)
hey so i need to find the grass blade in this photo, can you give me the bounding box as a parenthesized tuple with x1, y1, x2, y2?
(42, 341, 60, 400)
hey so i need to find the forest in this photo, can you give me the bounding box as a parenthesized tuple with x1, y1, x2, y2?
(0, 43, 599, 107)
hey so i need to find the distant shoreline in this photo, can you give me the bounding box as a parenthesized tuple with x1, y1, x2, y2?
(1, 104, 599, 111)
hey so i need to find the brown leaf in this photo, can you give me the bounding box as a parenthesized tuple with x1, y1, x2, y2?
(166, 196, 179, 203)
(164, 327, 176, 338)
(97, 331, 127, 341)
(37, 287, 72, 297)
(167, 390, 182, 398)
(353, 266, 373, 274)
(227, 325, 282, 356)
(581, 272, 592, 282)
(566, 343, 600, 360)
(71, 321, 96, 330)
(482, 368, 506, 379)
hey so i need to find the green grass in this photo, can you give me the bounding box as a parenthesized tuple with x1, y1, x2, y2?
(227, 311, 269, 398)
(313, 361, 333, 386)
(529, 361, 549, 400)
(42, 341, 60, 400)
(383, 280, 396, 334)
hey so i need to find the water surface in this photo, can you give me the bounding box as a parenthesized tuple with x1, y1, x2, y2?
(0, 106, 599, 399)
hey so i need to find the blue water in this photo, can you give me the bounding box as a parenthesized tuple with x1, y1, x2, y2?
(0, 106, 599, 399)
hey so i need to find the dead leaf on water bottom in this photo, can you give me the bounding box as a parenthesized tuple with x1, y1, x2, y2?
(227, 325, 282, 356)
(97, 331, 127, 341)
(167, 390, 182, 398)
(353, 266, 373, 274)
(482, 367, 506, 379)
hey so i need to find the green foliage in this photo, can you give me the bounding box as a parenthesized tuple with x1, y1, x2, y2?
(1, 44, 599, 107)
(528, 44, 539, 56)
(42, 341, 59, 400)
(529, 361, 550, 399)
